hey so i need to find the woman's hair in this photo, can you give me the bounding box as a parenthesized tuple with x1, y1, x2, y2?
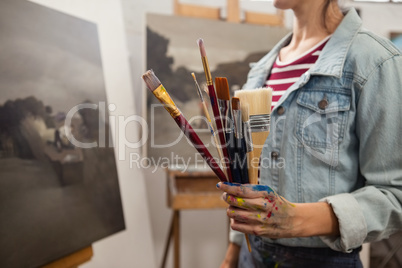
(322, 0, 340, 33)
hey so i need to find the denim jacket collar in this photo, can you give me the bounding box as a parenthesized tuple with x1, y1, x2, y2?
(310, 8, 362, 78)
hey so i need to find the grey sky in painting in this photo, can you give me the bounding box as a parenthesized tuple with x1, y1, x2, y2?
(147, 13, 289, 72)
(0, 0, 106, 113)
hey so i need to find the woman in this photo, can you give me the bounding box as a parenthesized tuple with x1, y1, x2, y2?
(218, 0, 402, 267)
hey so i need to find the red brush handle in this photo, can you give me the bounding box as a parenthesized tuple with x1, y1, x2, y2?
(208, 84, 233, 182)
(174, 114, 227, 182)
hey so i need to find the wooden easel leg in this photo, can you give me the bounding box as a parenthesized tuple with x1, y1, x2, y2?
(173, 210, 180, 268)
(41, 246, 93, 268)
(160, 214, 175, 268)
(227, 0, 240, 23)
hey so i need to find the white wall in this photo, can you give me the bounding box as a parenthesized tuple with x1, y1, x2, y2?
(344, 0, 402, 38)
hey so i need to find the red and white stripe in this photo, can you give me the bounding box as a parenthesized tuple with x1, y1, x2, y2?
(265, 36, 330, 110)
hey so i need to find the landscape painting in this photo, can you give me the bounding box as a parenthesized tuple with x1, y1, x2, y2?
(0, 0, 125, 267)
(146, 13, 289, 167)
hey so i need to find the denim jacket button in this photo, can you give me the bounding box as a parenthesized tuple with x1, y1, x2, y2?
(318, 99, 329, 110)
(277, 106, 285, 115)
(271, 151, 279, 160)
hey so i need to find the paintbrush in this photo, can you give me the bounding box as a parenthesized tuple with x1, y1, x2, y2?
(232, 97, 252, 252)
(215, 77, 241, 182)
(142, 69, 226, 182)
(191, 72, 225, 172)
(235, 88, 272, 185)
(232, 97, 249, 184)
(225, 96, 240, 183)
(197, 38, 232, 182)
(215, 77, 230, 132)
(240, 102, 252, 183)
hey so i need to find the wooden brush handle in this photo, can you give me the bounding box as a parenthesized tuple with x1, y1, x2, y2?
(247, 151, 257, 184)
(173, 114, 226, 181)
(249, 131, 270, 184)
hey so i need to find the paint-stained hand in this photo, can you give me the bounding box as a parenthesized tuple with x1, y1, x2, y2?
(217, 182, 298, 239)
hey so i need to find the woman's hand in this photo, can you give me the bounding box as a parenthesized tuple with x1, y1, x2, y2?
(217, 182, 340, 239)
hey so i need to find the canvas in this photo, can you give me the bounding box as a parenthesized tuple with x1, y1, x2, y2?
(0, 0, 125, 267)
(146, 13, 289, 168)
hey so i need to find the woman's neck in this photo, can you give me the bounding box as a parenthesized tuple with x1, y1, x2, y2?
(279, 1, 343, 62)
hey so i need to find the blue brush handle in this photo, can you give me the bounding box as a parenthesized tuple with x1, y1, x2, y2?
(238, 137, 249, 184)
(225, 131, 242, 183)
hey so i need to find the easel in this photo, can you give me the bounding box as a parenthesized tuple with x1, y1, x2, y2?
(174, 0, 284, 26)
(160, 169, 228, 268)
(41, 246, 93, 268)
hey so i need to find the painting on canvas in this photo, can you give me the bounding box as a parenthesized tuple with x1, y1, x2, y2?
(0, 1, 125, 267)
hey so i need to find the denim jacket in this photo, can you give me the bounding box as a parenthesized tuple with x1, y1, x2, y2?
(230, 8, 402, 253)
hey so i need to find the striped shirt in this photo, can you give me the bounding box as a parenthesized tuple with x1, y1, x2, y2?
(265, 36, 331, 110)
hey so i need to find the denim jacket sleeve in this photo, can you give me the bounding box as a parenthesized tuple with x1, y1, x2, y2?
(320, 54, 402, 252)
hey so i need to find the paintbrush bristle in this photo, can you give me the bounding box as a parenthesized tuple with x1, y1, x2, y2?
(215, 77, 231, 100)
(197, 38, 206, 57)
(234, 87, 272, 115)
(142, 69, 161, 92)
(191, 72, 196, 81)
(241, 102, 249, 122)
(232, 97, 240, 111)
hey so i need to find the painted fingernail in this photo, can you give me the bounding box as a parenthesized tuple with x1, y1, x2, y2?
(216, 182, 221, 188)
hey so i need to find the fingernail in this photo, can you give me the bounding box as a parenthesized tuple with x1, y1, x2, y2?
(216, 182, 221, 188)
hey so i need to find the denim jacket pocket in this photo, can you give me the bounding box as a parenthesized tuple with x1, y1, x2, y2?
(295, 90, 351, 167)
